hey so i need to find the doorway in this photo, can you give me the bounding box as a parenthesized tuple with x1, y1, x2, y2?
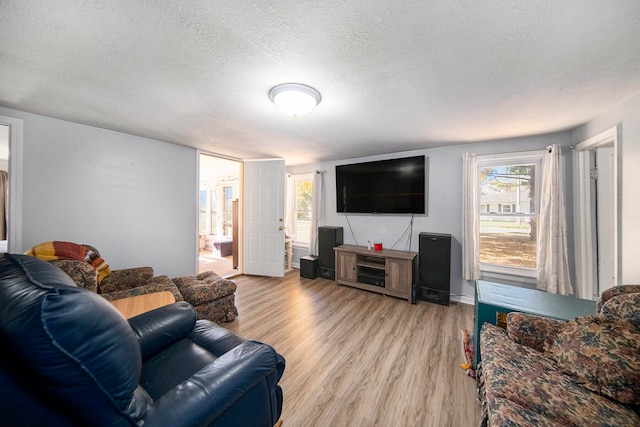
(0, 124, 8, 252)
(573, 125, 620, 299)
(0, 114, 23, 254)
(199, 154, 242, 277)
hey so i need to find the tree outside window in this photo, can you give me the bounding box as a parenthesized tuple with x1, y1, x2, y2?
(479, 161, 540, 269)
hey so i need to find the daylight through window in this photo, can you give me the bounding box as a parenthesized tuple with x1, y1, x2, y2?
(294, 175, 313, 245)
(478, 153, 543, 271)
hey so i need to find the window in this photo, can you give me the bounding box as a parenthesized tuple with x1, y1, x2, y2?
(478, 152, 543, 273)
(199, 190, 207, 232)
(198, 189, 217, 235)
(292, 174, 313, 245)
(222, 186, 232, 237)
(210, 189, 218, 233)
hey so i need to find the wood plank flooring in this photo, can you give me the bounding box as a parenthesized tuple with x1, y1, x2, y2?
(225, 270, 481, 427)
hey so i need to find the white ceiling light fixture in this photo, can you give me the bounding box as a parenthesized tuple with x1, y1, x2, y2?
(269, 83, 321, 117)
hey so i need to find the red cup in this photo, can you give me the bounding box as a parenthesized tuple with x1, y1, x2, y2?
(373, 243, 383, 251)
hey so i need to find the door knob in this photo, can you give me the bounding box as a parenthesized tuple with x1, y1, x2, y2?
(278, 226, 284, 231)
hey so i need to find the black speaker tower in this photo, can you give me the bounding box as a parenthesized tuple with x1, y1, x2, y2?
(317, 226, 343, 280)
(417, 232, 451, 306)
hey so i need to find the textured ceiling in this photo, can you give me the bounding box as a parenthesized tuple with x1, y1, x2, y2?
(1, 1, 640, 165)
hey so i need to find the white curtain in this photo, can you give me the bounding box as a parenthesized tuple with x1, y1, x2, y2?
(537, 144, 573, 295)
(284, 173, 295, 239)
(309, 171, 323, 256)
(462, 153, 480, 281)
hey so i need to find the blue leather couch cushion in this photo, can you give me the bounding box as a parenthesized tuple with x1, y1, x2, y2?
(0, 254, 147, 426)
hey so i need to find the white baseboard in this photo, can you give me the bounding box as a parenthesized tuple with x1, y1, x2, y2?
(451, 294, 475, 306)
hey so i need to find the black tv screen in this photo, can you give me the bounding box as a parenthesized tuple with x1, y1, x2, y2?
(336, 155, 426, 214)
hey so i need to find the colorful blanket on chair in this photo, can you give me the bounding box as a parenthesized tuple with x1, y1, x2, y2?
(25, 241, 111, 283)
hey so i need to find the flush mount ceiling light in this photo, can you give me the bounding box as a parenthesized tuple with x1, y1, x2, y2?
(269, 83, 321, 117)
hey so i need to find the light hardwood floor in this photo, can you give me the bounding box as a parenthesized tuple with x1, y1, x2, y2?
(199, 250, 235, 277)
(225, 270, 481, 427)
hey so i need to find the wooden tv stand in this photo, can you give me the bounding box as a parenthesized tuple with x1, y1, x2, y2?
(334, 244, 417, 303)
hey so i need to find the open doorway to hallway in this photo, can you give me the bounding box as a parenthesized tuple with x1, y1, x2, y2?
(199, 154, 242, 278)
(573, 125, 620, 300)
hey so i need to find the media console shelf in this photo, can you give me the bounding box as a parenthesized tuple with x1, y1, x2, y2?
(334, 244, 417, 303)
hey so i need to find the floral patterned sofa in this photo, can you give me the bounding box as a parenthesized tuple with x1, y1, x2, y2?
(26, 242, 238, 323)
(477, 285, 640, 427)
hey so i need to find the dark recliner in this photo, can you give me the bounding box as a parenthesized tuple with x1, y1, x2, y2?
(0, 253, 285, 427)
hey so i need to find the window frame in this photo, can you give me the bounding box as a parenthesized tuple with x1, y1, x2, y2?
(477, 151, 544, 278)
(291, 173, 313, 247)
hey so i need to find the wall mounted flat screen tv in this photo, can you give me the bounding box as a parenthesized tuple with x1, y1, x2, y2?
(336, 155, 426, 214)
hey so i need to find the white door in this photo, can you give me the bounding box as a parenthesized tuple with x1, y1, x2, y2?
(243, 159, 286, 277)
(596, 146, 615, 294)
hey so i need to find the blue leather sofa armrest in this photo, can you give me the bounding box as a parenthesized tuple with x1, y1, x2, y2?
(188, 320, 251, 354)
(143, 341, 283, 427)
(128, 301, 197, 361)
(189, 320, 287, 393)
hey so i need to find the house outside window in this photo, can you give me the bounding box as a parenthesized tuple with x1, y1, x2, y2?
(478, 152, 543, 275)
(293, 174, 313, 245)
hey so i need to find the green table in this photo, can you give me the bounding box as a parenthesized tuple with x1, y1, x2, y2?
(474, 280, 597, 365)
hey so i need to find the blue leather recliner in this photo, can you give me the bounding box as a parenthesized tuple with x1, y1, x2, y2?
(0, 253, 285, 426)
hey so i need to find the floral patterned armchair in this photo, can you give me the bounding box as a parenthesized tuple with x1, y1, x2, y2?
(27, 242, 183, 303)
(26, 241, 238, 323)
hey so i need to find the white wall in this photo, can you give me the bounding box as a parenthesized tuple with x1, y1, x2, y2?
(572, 91, 640, 285)
(288, 131, 574, 303)
(0, 106, 198, 278)
(1, 101, 596, 293)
